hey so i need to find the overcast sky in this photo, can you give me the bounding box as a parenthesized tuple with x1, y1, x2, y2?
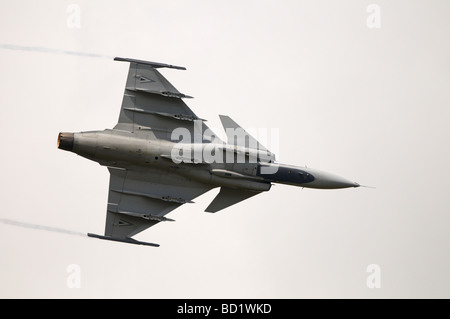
(0, 0, 449, 298)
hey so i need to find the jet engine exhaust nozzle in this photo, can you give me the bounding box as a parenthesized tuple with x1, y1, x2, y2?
(57, 132, 74, 152)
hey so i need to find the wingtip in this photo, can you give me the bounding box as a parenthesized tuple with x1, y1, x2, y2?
(87, 233, 160, 247)
(113, 57, 186, 70)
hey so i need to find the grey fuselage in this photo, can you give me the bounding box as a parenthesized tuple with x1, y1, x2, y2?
(58, 129, 359, 191)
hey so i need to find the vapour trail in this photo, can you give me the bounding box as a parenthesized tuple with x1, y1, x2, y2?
(0, 44, 104, 239)
(0, 43, 113, 59)
(0, 218, 86, 237)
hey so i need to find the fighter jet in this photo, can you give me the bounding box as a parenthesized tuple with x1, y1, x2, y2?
(58, 57, 359, 247)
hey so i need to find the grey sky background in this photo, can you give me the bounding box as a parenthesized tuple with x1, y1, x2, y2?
(0, 0, 449, 298)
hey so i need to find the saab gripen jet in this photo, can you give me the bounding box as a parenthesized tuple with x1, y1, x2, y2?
(57, 57, 360, 247)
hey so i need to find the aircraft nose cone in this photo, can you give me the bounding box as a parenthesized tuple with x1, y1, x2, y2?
(323, 177, 359, 189)
(305, 168, 360, 189)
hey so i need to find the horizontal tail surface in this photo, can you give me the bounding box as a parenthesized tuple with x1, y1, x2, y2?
(205, 187, 262, 213)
